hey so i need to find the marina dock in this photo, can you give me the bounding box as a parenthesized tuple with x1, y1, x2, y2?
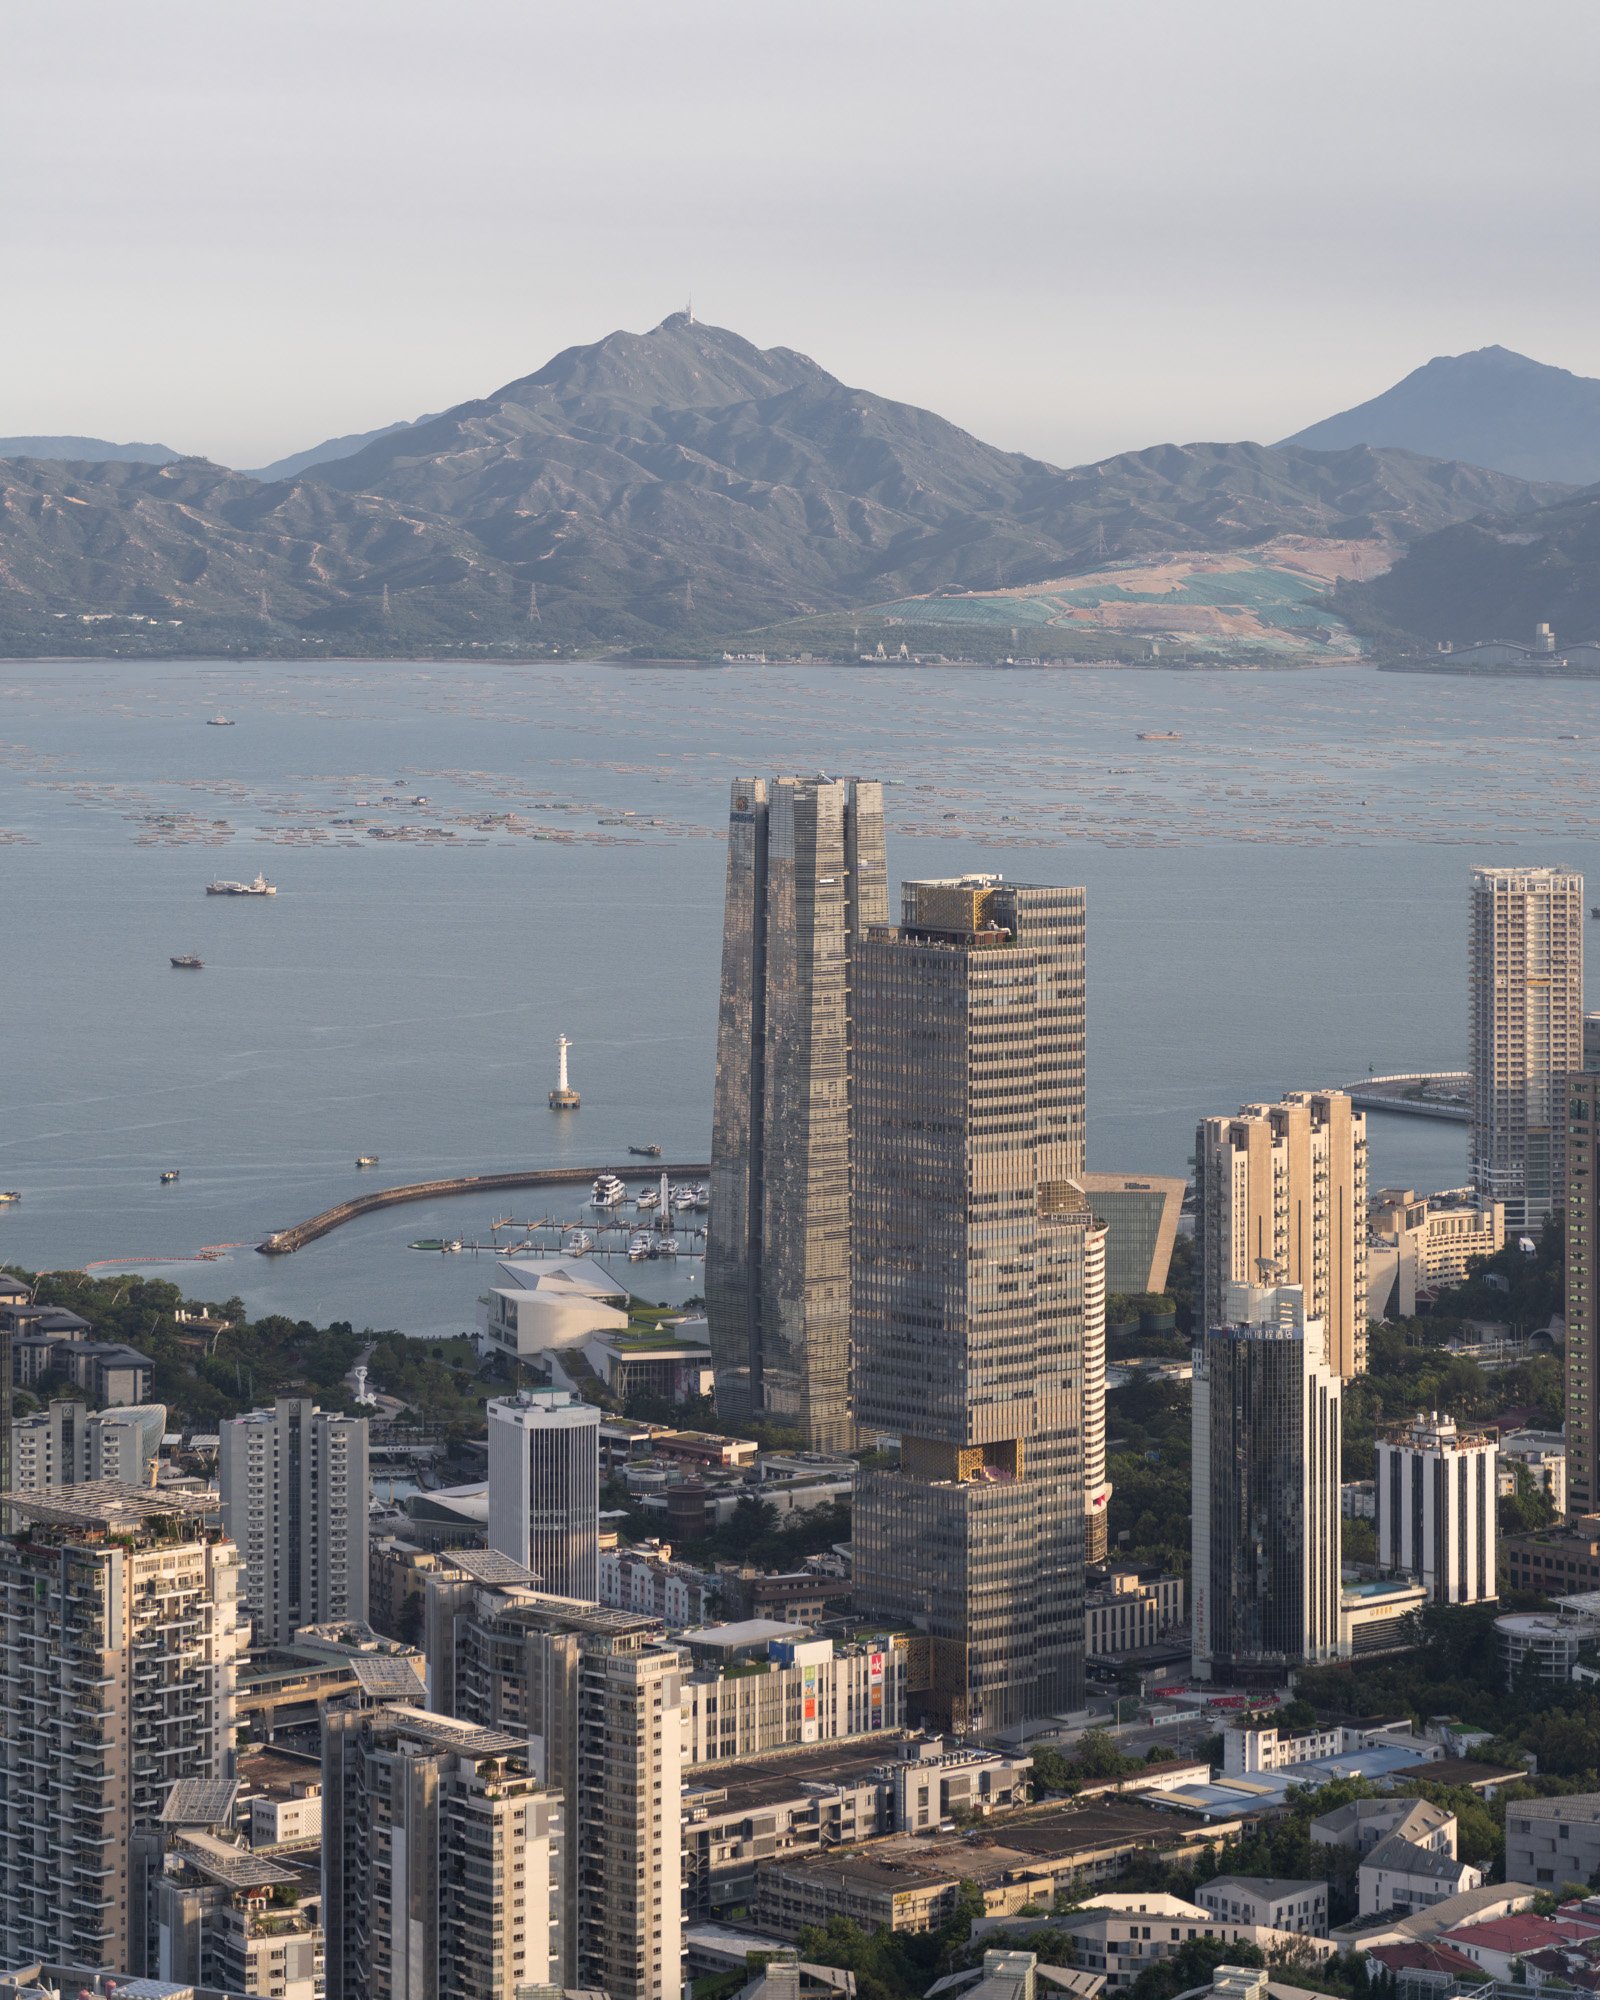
(257, 1163, 711, 1255)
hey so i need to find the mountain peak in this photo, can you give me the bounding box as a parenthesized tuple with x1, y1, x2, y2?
(1281, 346, 1600, 482)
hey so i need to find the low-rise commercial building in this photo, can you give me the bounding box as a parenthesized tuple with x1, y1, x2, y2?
(682, 1632, 906, 1765)
(1369, 1188, 1505, 1317)
(1085, 1567, 1185, 1659)
(1505, 1516, 1600, 1595)
(1506, 1794, 1600, 1887)
(751, 1807, 1244, 1941)
(1195, 1879, 1327, 1936)
(1341, 1577, 1429, 1656)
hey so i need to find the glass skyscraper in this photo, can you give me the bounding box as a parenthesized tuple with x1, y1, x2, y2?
(850, 875, 1090, 1731)
(706, 774, 887, 1448)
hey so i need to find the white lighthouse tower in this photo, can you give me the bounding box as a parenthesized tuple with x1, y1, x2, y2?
(549, 1033, 580, 1110)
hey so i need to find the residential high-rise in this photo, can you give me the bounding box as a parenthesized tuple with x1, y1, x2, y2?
(323, 1699, 562, 2000)
(1196, 1091, 1369, 1378)
(426, 1552, 684, 2000)
(1376, 1412, 1497, 1604)
(486, 1388, 601, 1598)
(157, 1779, 324, 2000)
(219, 1396, 369, 1644)
(1567, 1073, 1600, 1516)
(706, 773, 888, 1448)
(0, 1484, 246, 1973)
(1192, 1284, 1342, 1684)
(1470, 864, 1584, 1232)
(1082, 1216, 1112, 1562)
(11, 1398, 166, 1490)
(851, 875, 1089, 1732)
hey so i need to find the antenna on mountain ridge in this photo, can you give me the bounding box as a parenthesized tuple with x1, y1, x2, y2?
(687, 298, 695, 324)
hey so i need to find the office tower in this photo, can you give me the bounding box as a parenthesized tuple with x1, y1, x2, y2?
(0, 1484, 246, 1973)
(323, 1700, 561, 2000)
(11, 1398, 166, 1489)
(219, 1396, 369, 1644)
(1192, 1284, 1342, 1684)
(1470, 863, 1584, 1232)
(1376, 1411, 1497, 1604)
(851, 875, 1090, 1732)
(1196, 1091, 1369, 1379)
(1082, 1215, 1112, 1562)
(427, 1553, 684, 2000)
(486, 1389, 601, 1598)
(1568, 1074, 1600, 1515)
(707, 773, 888, 1448)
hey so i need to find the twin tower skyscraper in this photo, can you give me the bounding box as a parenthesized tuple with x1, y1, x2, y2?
(707, 775, 1099, 1730)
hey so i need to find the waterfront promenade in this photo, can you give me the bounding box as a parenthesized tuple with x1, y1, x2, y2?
(257, 1163, 710, 1255)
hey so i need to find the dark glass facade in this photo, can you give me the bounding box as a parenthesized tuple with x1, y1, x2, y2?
(706, 776, 887, 1448)
(851, 878, 1089, 1731)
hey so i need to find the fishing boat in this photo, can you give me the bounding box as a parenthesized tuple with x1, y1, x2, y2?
(160, 1170, 180, 1184)
(206, 715, 236, 727)
(0, 1191, 20, 1204)
(356, 1155, 379, 1168)
(170, 955, 204, 969)
(628, 1143, 663, 1157)
(206, 873, 276, 896)
(1137, 731, 1181, 741)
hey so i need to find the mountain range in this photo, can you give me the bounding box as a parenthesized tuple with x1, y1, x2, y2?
(1281, 345, 1600, 486)
(0, 318, 1593, 658)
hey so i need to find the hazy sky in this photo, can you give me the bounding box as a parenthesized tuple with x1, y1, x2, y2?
(6, 0, 1600, 469)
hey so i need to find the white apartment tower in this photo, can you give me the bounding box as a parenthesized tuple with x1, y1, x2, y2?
(1470, 864, 1584, 1231)
(426, 1554, 685, 2000)
(0, 1485, 247, 1974)
(1083, 1216, 1112, 1562)
(487, 1389, 601, 1598)
(219, 1396, 369, 1645)
(1377, 1412, 1497, 1605)
(11, 1398, 166, 1490)
(1192, 1285, 1342, 1684)
(1197, 1090, 1369, 1378)
(323, 1700, 562, 2000)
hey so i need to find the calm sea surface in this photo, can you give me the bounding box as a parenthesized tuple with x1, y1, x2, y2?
(3, 657, 1598, 1336)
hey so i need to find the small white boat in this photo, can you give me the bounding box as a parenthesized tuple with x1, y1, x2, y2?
(356, 1155, 379, 1168)
(442, 1238, 463, 1254)
(654, 1235, 679, 1258)
(566, 1229, 594, 1254)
